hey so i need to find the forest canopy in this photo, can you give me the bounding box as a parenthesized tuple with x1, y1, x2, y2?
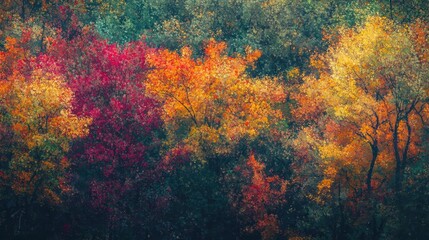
(0, 0, 428, 239)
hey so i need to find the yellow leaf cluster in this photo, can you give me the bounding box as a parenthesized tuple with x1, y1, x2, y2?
(7, 69, 91, 147)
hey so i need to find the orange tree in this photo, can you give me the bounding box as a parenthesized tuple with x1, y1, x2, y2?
(145, 40, 288, 238)
(146, 39, 285, 161)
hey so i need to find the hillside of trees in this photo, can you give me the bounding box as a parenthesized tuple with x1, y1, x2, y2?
(1, 1, 428, 239)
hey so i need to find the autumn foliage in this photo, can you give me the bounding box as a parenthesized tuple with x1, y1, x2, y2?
(1, 2, 429, 240)
(146, 39, 285, 159)
(0, 35, 91, 206)
(293, 16, 429, 197)
(45, 32, 165, 220)
(231, 153, 287, 240)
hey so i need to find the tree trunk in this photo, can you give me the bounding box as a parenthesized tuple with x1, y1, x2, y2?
(393, 119, 402, 193)
(367, 142, 379, 194)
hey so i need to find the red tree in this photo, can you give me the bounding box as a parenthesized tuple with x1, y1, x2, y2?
(47, 32, 164, 223)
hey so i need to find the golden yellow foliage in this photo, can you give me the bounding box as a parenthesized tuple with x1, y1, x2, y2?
(8, 69, 91, 149)
(2, 62, 91, 204)
(294, 16, 429, 197)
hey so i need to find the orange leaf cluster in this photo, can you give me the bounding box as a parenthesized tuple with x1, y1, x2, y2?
(146, 40, 285, 158)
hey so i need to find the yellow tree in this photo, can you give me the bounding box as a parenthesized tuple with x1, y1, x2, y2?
(293, 16, 429, 196)
(0, 38, 91, 205)
(146, 39, 286, 160)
